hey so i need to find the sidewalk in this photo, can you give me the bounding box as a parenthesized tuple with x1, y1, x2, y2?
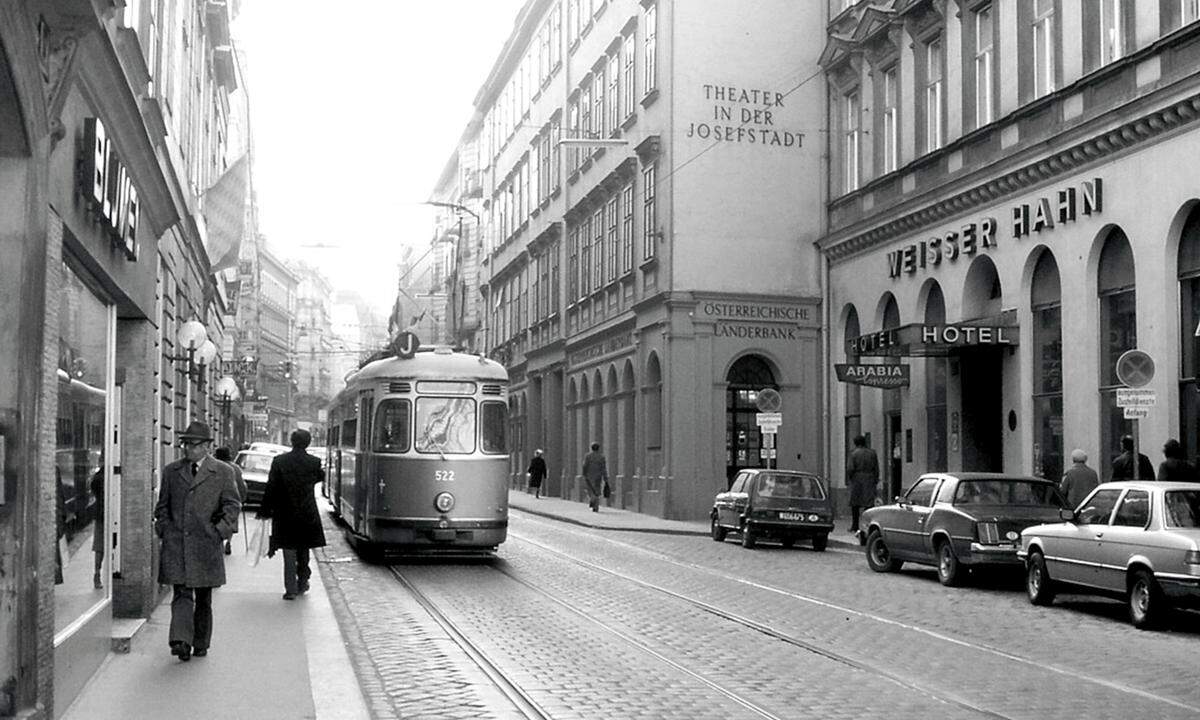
(506, 489, 860, 549)
(61, 513, 369, 720)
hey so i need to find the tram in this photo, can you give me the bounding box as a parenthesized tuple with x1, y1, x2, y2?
(325, 344, 510, 555)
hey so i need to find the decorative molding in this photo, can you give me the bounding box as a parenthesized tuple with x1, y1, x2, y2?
(821, 92, 1200, 262)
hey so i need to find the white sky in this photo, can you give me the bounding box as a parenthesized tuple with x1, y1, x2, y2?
(233, 0, 527, 314)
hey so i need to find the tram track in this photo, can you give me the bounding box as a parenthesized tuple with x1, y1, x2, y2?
(508, 517, 1200, 719)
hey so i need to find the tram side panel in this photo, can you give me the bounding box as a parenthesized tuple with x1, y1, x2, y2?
(364, 455, 508, 549)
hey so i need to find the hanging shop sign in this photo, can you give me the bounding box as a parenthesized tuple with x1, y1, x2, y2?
(885, 178, 1102, 280)
(835, 363, 911, 388)
(848, 323, 1018, 357)
(80, 118, 140, 261)
(220, 358, 258, 378)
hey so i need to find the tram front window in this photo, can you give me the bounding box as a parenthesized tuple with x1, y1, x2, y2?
(415, 397, 476, 454)
(374, 399, 411, 453)
(481, 401, 507, 454)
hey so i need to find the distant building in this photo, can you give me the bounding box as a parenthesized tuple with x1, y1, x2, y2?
(290, 261, 336, 437)
(437, 0, 828, 520)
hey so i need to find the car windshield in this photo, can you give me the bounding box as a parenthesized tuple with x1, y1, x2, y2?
(237, 453, 273, 474)
(755, 473, 825, 499)
(1164, 490, 1200, 528)
(954, 480, 1063, 506)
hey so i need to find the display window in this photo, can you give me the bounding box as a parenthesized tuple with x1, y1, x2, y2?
(54, 260, 113, 636)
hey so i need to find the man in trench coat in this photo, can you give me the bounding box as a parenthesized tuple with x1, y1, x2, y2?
(258, 428, 326, 599)
(847, 435, 880, 534)
(581, 442, 609, 512)
(155, 421, 241, 661)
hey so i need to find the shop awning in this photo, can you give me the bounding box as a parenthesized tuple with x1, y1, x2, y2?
(848, 320, 1019, 358)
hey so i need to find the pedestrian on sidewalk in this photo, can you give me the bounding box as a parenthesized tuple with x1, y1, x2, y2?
(1059, 449, 1099, 509)
(1111, 435, 1156, 481)
(258, 429, 326, 600)
(1158, 439, 1199, 482)
(214, 446, 248, 555)
(154, 421, 242, 662)
(581, 442, 609, 512)
(847, 435, 879, 534)
(527, 449, 547, 499)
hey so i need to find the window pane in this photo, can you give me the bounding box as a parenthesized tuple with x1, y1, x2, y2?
(1078, 488, 1122, 524)
(1113, 490, 1150, 527)
(905, 478, 938, 506)
(1034, 394, 1064, 481)
(1165, 490, 1200, 527)
(415, 397, 476, 454)
(374, 400, 411, 453)
(481, 401, 508, 454)
(1100, 290, 1136, 385)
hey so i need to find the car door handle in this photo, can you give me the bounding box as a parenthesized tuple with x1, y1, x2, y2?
(1095, 532, 1104, 538)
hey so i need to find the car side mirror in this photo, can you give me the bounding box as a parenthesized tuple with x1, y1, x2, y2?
(1058, 508, 1076, 522)
(894, 495, 906, 506)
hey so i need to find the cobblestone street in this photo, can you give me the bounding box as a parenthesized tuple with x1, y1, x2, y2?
(317, 504, 1200, 719)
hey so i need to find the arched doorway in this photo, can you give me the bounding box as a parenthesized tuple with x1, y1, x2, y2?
(725, 354, 778, 486)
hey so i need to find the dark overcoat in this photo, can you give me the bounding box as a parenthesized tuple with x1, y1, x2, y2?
(847, 446, 881, 508)
(527, 456, 547, 488)
(260, 449, 326, 553)
(581, 451, 608, 496)
(155, 456, 241, 588)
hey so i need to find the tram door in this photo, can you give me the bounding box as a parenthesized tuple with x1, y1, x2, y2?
(355, 391, 373, 530)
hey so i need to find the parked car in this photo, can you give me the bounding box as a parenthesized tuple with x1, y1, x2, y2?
(234, 449, 284, 505)
(1019, 481, 1200, 629)
(248, 441, 290, 454)
(859, 472, 1067, 585)
(711, 469, 835, 550)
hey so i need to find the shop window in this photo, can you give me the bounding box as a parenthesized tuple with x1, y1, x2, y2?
(56, 260, 112, 635)
(725, 354, 776, 483)
(645, 353, 663, 448)
(924, 284, 948, 472)
(1031, 251, 1064, 481)
(1098, 228, 1136, 474)
(1177, 207, 1200, 460)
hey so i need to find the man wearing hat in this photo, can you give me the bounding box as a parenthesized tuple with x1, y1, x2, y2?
(154, 421, 241, 661)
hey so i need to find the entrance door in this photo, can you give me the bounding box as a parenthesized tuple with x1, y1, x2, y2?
(885, 413, 903, 500)
(959, 349, 1003, 471)
(725, 355, 777, 487)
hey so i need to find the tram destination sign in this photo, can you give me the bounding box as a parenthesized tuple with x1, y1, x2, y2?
(835, 363, 911, 388)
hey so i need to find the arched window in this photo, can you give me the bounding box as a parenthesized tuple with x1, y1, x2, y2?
(1178, 207, 1200, 460)
(924, 284, 948, 471)
(1098, 228, 1137, 472)
(644, 354, 662, 449)
(843, 306, 862, 462)
(1031, 250, 1063, 481)
(725, 354, 777, 482)
(881, 294, 901, 414)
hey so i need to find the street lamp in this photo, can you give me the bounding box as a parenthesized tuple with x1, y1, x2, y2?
(168, 320, 217, 417)
(213, 376, 241, 445)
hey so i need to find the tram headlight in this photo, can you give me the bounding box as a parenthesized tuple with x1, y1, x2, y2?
(434, 492, 455, 513)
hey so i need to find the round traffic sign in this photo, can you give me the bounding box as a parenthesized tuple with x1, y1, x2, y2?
(1116, 349, 1155, 388)
(755, 388, 782, 413)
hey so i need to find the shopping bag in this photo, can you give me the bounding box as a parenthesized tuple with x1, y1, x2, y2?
(247, 518, 271, 567)
(602, 480, 611, 499)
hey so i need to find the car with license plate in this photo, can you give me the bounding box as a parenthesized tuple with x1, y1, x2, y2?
(234, 446, 288, 506)
(860, 472, 1067, 585)
(711, 469, 834, 550)
(1019, 481, 1200, 629)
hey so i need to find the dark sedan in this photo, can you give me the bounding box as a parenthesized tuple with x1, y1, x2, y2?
(711, 469, 835, 550)
(859, 472, 1067, 585)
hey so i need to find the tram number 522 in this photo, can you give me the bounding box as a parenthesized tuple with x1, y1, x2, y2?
(434, 470, 456, 482)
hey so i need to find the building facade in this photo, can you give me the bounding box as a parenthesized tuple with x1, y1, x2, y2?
(820, 0, 1200, 499)
(429, 123, 486, 353)
(290, 260, 335, 438)
(0, 0, 250, 716)
(452, 0, 828, 520)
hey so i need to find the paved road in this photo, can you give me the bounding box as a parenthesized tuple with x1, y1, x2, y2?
(317, 508, 1200, 719)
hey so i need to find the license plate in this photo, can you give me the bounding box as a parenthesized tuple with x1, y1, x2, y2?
(779, 512, 801, 521)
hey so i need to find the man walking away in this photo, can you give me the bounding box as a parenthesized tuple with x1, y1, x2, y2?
(214, 446, 247, 555)
(1111, 435, 1156, 481)
(155, 422, 242, 661)
(1059, 449, 1099, 509)
(527, 449, 547, 499)
(847, 435, 880, 534)
(581, 442, 609, 512)
(1159, 439, 1200, 483)
(258, 429, 326, 600)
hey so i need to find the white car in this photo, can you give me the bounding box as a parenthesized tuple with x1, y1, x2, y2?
(1019, 481, 1200, 628)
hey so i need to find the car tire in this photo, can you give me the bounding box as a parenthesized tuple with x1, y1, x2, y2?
(812, 534, 828, 552)
(1129, 569, 1167, 629)
(1026, 551, 1056, 606)
(865, 530, 901, 572)
(710, 515, 727, 542)
(741, 525, 757, 549)
(936, 539, 964, 587)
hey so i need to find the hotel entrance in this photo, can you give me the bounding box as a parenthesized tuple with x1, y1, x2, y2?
(958, 348, 1003, 472)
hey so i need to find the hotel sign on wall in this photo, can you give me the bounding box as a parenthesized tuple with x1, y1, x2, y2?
(685, 84, 804, 149)
(884, 178, 1102, 279)
(80, 118, 139, 261)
